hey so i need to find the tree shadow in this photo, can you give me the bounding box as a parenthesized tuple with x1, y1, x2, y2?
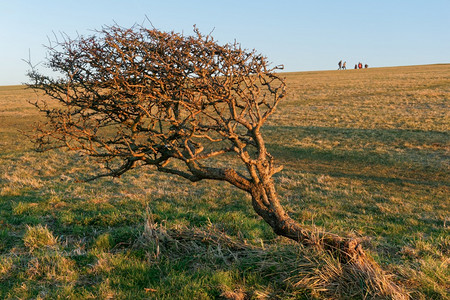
(265, 125, 449, 187)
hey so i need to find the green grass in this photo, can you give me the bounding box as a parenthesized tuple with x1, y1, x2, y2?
(0, 65, 449, 299)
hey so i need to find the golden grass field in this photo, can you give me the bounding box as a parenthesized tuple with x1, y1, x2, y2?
(0, 64, 449, 299)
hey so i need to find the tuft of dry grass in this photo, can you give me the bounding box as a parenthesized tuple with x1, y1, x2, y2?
(23, 224, 58, 252)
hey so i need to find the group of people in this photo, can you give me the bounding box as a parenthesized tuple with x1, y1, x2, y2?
(338, 60, 368, 70)
(355, 62, 369, 69)
(338, 60, 347, 70)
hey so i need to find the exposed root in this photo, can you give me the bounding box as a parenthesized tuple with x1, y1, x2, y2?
(282, 224, 410, 299)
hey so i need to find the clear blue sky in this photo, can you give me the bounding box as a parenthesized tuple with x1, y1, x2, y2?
(1, 0, 449, 85)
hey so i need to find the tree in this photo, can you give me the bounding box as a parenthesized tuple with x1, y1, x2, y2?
(28, 25, 364, 260)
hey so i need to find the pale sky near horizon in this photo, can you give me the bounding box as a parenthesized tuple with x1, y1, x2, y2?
(1, 0, 449, 86)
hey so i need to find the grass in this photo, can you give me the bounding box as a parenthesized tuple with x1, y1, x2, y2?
(0, 64, 449, 299)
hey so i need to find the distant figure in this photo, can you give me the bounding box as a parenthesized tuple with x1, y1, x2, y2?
(354, 64, 358, 69)
(365, 64, 368, 68)
(338, 60, 342, 70)
(358, 62, 362, 69)
(342, 61, 346, 70)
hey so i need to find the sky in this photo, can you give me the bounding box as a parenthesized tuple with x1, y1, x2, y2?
(1, 0, 449, 86)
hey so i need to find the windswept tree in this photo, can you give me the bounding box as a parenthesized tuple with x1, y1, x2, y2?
(28, 25, 367, 261)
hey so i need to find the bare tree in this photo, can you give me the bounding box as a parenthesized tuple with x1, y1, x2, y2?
(28, 25, 365, 260)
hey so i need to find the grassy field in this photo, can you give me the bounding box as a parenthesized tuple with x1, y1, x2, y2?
(0, 64, 449, 299)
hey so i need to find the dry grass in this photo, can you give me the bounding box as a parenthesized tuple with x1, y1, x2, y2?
(139, 215, 409, 299)
(275, 64, 449, 131)
(23, 224, 59, 252)
(0, 64, 449, 298)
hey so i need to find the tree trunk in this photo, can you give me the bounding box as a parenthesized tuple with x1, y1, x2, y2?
(249, 184, 409, 299)
(249, 182, 366, 263)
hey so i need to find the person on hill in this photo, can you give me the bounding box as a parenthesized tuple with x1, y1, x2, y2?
(365, 64, 368, 68)
(338, 60, 342, 70)
(354, 64, 358, 69)
(342, 61, 346, 70)
(358, 62, 362, 69)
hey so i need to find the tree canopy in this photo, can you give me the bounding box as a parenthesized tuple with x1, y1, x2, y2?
(28, 25, 286, 191)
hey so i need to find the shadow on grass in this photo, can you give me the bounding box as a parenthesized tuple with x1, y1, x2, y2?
(265, 125, 449, 142)
(265, 125, 449, 187)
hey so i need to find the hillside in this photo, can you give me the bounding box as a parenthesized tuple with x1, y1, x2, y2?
(0, 64, 449, 299)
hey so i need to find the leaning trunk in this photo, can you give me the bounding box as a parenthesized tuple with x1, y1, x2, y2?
(248, 182, 409, 298)
(249, 182, 366, 263)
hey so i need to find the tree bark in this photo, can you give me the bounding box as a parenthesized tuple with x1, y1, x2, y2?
(249, 182, 366, 263)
